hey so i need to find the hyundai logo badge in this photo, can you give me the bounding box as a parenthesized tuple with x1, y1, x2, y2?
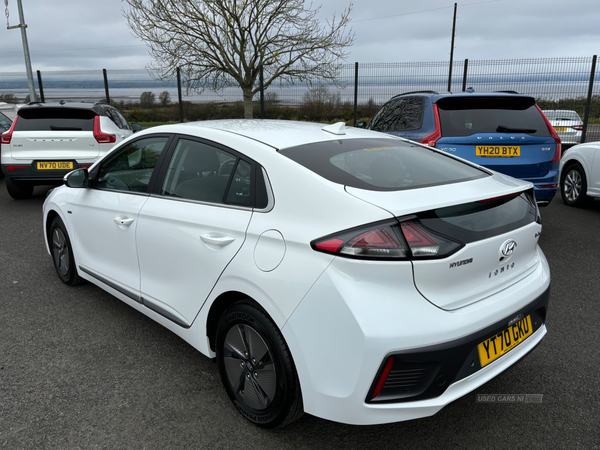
(499, 239, 517, 262)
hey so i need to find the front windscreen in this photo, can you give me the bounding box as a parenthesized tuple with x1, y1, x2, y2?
(279, 138, 487, 191)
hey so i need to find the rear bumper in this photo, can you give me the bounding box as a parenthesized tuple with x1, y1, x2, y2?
(522, 168, 559, 205)
(1, 161, 91, 184)
(283, 248, 550, 425)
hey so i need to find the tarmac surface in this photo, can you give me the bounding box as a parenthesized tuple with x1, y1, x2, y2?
(0, 171, 599, 449)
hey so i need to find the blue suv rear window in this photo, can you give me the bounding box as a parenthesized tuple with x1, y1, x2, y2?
(436, 97, 550, 137)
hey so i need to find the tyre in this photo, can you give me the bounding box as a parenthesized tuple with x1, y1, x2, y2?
(5, 177, 34, 199)
(561, 163, 593, 207)
(216, 301, 303, 428)
(49, 216, 82, 285)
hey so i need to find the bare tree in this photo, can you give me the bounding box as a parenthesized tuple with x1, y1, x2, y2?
(122, 0, 354, 118)
(159, 91, 171, 106)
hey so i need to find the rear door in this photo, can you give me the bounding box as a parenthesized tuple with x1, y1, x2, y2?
(135, 136, 256, 327)
(435, 96, 557, 179)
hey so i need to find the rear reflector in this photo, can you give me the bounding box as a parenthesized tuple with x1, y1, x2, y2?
(372, 357, 394, 399)
(6, 166, 29, 171)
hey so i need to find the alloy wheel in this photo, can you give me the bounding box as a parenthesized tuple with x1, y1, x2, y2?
(52, 227, 71, 278)
(222, 324, 277, 411)
(563, 169, 582, 202)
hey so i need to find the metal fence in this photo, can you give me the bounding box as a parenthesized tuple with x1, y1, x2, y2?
(1, 56, 598, 135)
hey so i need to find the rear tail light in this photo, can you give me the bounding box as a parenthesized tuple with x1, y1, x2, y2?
(93, 116, 116, 144)
(535, 105, 561, 163)
(419, 103, 442, 147)
(572, 125, 583, 131)
(311, 218, 463, 260)
(1, 116, 18, 144)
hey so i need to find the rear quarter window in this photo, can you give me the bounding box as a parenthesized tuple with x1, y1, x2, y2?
(280, 138, 486, 191)
(437, 97, 550, 137)
(15, 108, 96, 132)
(369, 97, 424, 132)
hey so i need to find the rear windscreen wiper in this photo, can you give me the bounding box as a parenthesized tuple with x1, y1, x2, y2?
(50, 126, 83, 131)
(496, 125, 536, 133)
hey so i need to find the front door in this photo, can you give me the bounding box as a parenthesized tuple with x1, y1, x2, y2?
(69, 135, 172, 300)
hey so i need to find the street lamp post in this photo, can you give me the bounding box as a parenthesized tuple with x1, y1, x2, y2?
(6, 0, 37, 102)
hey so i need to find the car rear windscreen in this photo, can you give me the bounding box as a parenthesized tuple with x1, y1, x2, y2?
(279, 138, 487, 191)
(437, 97, 550, 137)
(14, 108, 96, 132)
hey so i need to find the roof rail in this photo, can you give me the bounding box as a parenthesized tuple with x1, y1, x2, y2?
(494, 90, 519, 94)
(392, 90, 438, 98)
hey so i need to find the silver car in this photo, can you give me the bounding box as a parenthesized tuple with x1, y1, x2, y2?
(542, 110, 583, 145)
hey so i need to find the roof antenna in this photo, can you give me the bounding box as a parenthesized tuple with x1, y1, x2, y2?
(322, 122, 346, 135)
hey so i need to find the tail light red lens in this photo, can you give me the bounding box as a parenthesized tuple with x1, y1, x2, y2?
(1, 116, 18, 144)
(419, 104, 442, 147)
(93, 116, 116, 144)
(312, 218, 463, 260)
(535, 105, 561, 163)
(572, 125, 583, 131)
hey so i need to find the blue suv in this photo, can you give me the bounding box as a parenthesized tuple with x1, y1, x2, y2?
(362, 90, 561, 205)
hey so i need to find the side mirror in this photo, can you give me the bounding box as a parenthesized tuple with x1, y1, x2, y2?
(356, 121, 367, 129)
(64, 168, 89, 188)
(131, 122, 142, 133)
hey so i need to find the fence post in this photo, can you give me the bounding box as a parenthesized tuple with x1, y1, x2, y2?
(177, 67, 184, 123)
(353, 62, 359, 126)
(581, 55, 597, 144)
(260, 65, 265, 119)
(448, 3, 457, 92)
(462, 59, 469, 92)
(36, 70, 45, 102)
(102, 69, 110, 104)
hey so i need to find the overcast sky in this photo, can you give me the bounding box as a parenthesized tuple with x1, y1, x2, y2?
(1, 0, 599, 73)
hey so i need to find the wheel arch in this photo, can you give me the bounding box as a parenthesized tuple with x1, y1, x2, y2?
(45, 209, 61, 249)
(205, 290, 253, 353)
(561, 154, 590, 181)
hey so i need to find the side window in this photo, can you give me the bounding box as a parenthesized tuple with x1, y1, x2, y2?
(0, 113, 12, 130)
(107, 106, 130, 130)
(370, 97, 424, 132)
(161, 138, 252, 206)
(225, 160, 252, 206)
(95, 136, 169, 193)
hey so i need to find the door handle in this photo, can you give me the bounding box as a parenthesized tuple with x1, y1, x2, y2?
(200, 234, 235, 247)
(114, 217, 135, 227)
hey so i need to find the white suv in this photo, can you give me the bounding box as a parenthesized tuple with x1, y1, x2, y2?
(1, 101, 140, 199)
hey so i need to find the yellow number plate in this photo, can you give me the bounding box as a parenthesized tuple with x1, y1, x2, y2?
(37, 161, 74, 170)
(553, 126, 567, 132)
(476, 146, 520, 157)
(478, 315, 533, 367)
